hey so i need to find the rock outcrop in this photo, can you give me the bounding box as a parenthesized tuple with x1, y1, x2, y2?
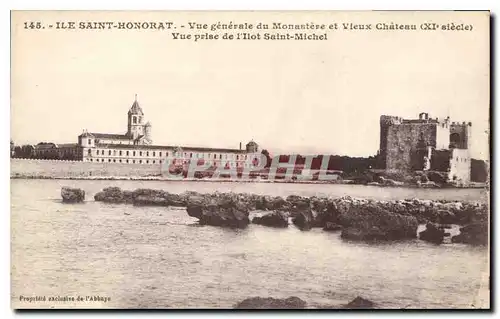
(344, 296, 375, 309)
(419, 222, 445, 244)
(91, 187, 489, 237)
(451, 222, 488, 246)
(252, 211, 289, 228)
(323, 222, 342, 231)
(292, 210, 315, 230)
(234, 297, 307, 309)
(339, 203, 418, 241)
(94, 187, 132, 203)
(186, 195, 250, 229)
(61, 187, 85, 203)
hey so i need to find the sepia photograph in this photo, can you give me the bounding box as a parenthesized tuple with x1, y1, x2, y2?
(10, 10, 490, 309)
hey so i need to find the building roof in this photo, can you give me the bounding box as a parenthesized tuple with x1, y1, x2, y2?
(128, 96, 144, 115)
(83, 133, 132, 140)
(96, 143, 248, 153)
(79, 132, 95, 138)
(56, 143, 78, 148)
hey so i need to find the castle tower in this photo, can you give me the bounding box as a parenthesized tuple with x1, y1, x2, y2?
(449, 122, 472, 149)
(379, 115, 402, 169)
(127, 94, 145, 139)
(246, 140, 259, 153)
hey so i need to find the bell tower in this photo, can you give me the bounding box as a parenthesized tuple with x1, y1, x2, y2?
(127, 94, 144, 139)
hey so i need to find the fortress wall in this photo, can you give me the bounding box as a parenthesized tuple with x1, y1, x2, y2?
(10, 158, 162, 178)
(435, 124, 451, 149)
(386, 123, 437, 171)
(448, 149, 471, 182)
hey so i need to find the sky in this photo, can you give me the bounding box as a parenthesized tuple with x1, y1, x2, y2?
(11, 11, 490, 159)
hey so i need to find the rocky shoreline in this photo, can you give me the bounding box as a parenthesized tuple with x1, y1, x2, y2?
(12, 173, 487, 188)
(234, 295, 374, 309)
(83, 187, 489, 246)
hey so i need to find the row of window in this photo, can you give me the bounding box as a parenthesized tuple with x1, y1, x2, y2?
(87, 158, 253, 167)
(89, 158, 160, 164)
(92, 149, 166, 157)
(89, 149, 248, 160)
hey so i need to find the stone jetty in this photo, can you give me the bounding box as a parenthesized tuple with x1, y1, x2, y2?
(91, 187, 488, 244)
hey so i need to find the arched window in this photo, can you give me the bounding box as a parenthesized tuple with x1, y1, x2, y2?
(450, 133, 461, 148)
(133, 116, 137, 124)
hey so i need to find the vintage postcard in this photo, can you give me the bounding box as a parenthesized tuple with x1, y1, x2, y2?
(10, 10, 490, 309)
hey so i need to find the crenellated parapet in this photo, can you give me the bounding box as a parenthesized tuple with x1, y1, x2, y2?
(380, 115, 402, 126)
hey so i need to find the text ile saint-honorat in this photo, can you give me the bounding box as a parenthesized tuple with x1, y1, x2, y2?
(33, 21, 473, 32)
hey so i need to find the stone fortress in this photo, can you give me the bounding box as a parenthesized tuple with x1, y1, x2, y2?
(379, 112, 472, 182)
(33, 96, 260, 168)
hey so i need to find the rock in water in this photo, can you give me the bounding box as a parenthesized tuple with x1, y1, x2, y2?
(452, 222, 488, 246)
(61, 187, 85, 203)
(419, 222, 445, 244)
(234, 297, 307, 309)
(323, 222, 342, 231)
(186, 196, 250, 229)
(344, 296, 375, 309)
(252, 211, 289, 228)
(339, 203, 418, 241)
(94, 187, 126, 203)
(132, 189, 168, 206)
(292, 210, 314, 230)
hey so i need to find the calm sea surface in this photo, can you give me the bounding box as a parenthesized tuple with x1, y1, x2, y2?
(11, 179, 489, 309)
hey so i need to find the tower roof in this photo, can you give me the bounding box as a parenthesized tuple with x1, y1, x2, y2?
(246, 140, 257, 146)
(128, 94, 144, 115)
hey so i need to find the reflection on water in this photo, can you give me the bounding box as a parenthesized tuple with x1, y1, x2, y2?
(11, 179, 489, 309)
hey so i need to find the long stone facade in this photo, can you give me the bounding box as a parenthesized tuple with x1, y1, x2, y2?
(379, 112, 472, 182)
(27, 97, 260, 169)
